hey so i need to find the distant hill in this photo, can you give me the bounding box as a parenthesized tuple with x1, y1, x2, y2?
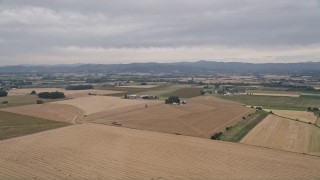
(1, 61, 320, 75)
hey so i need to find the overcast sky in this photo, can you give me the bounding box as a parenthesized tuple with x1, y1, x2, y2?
(0, 0, 320, 65)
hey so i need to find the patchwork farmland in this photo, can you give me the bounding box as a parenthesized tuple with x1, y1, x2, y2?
(2, 94, 254, 138)
(8, 88, 122, 98)
(1, 2, 320, 177)
(1, 84, 320, 179)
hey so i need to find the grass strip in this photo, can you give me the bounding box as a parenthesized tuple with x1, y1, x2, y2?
(0, 111, 69, 140)
(219, 110, 269, 142)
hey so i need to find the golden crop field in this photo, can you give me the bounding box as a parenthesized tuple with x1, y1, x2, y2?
(241, 115, 320, 155)
(53, 96, 161, 115)
(2, 103, 84, 123)
(0, 123, 319, 179)
(309, 126, 320, 156)
(265, 109, 317, 123)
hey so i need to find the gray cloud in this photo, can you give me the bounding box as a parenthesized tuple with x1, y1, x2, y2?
(0, 0, 320, 64)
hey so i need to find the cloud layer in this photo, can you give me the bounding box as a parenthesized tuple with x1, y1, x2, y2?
(0, 0, 320, 64)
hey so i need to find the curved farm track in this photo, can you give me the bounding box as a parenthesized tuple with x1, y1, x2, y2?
(2, 103, 84, 124)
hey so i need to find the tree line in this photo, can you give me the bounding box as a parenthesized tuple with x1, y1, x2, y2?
(38, 92, 65, 99)
(65, 85, 93, 90)
(0, 90, 8, 97)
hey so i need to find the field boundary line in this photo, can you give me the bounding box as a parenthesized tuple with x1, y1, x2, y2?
(238, 142, 320, 158)
(265, 111, 320, 129)
(87, 122, 320, 158)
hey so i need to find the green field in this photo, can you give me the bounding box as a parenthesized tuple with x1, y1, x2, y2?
(246, 90, 299, 95)
(98, 84, 170, 97)
(0, 95, 61, 108)
(219, 110, 268, 142)
(0, 111, 69, 140)
(99, 88, 145, 97)
(219, 95, 320, 109)
(101, 84, 195, 99)
(162, 87, 202, 98)
(300, 94, 320, 99)
(141, 84, 191, 98)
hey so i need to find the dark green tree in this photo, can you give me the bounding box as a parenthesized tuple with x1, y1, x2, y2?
(165, 96, 180, 104)
(0, 90, 8, 97)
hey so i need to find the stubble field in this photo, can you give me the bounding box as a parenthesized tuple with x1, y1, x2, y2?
(265, 109, 317, 123)
(0, 123, 319, 179)
(241, 115, 320, 155)
(92, 96, 255, 138)
(2, 103, 84, 123)
(53, 96, 161, 115)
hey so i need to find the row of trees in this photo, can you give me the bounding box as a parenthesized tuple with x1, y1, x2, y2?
(38, 92, 65, 99)
(65, 85, 93, 90)
(211, 132, 222, 140)
(307, 107, 319, 112)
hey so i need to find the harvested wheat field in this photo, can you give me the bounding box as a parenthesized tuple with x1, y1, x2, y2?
(265, 109, 317, 123)
(92, 96, 255, 138)
(309, 126, 320, 156)
(241, 115, 313, 154)
(8, 88, 121, 98)
(53, 96, 161, 115)
(0, 123, 319, 179)
(2, 103, 84, 123)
